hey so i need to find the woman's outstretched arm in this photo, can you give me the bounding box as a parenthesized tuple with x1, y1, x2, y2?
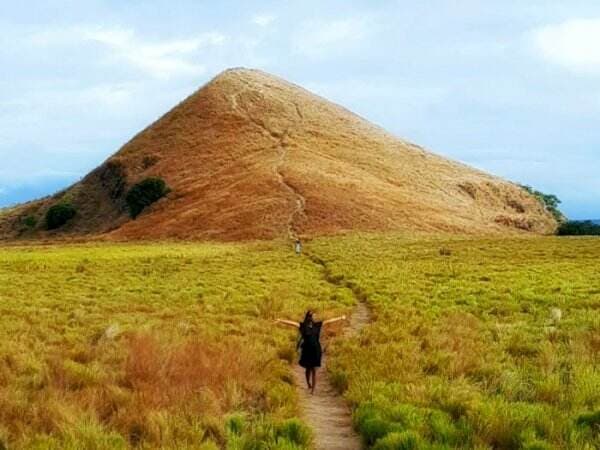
(275, 319, 300, 328)
(323, 315, 347, 325)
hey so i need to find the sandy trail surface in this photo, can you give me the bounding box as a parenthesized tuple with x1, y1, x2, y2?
(293, 300, 370, 450)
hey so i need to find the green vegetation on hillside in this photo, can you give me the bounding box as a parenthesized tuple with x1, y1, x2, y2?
(45, 202, 76, 230)
(126, 177, 170, 218)
(518, 185, 600, 236)
(22, 215, 37, 230)
(519, 185, 564, 223)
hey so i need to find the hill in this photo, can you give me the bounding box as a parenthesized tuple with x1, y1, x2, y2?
(0, 68, 556, 241)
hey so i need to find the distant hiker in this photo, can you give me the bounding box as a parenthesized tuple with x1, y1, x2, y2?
(295, 239, 302, 255)
(276, 310, 346, 394)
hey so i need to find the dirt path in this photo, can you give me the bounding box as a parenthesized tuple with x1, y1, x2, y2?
(273, 129, 306, 241)
(230, 78, 307, 240)
(294, 256, 371, 450)
(230, 75, 367, 448)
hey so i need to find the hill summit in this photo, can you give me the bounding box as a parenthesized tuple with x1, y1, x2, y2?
(0, 68, 556, 240)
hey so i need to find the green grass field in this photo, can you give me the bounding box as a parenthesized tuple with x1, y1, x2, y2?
(0, 236, 598, 449)
(314, 235, 600, 450)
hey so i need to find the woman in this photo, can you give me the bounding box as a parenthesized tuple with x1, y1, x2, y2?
(276, 310, 346, 394)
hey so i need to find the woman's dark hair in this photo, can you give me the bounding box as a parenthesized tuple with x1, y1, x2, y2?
(300, 310, 313, 333)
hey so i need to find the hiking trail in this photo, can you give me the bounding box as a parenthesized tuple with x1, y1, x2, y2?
(293, 254, 371, 450)
(230, 77, 307, 240)
(232, 73, 369, 448)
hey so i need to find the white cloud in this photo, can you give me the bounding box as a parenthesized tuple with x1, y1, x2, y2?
(0, 79, 196, 157)
(293, 16, 373, 59)
(1, 82, 138, 116)
(79, 83, 135, 107)
(0, 167, 80, 185)
(532, 19, 600, 74)
(30, 26, 227, 79)
(252, 13, 276, 27)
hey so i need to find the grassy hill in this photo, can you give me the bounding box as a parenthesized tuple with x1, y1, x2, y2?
(0, 69, 556, 241)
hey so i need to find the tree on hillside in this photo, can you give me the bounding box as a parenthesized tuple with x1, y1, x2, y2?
(519, 185, 600, 236)
(126, 177, 170, 218)
(46, 203, 76, 230)
(519, 185, 565, 222)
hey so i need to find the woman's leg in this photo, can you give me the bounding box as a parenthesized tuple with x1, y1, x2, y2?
(305, 368, 312, 388)
(310, 368, 317, 394)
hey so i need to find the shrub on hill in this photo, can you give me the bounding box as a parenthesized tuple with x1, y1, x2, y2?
(519, 185, 564, 222)
(46, 203, 76, 230)
(22, 215, 37, 229)
(558, 220, 600, 236)
(126, 177, 170, 218)
(519, 185, 600, 236)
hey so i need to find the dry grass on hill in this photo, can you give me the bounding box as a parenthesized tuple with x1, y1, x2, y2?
(0, 68, 555, 242)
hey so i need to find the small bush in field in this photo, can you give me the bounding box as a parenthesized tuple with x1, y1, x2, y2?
(125, 177, 170, 218)
(427, 409, 461, 445)
(576, 410, 600, 430)
(46, 203, 76, 230)
(354, 404, 400, 446)
(361, 418, 394, 445)
(439, 247, 452, 256)
(274, 418, 312, 446)
(226, 413, 246, 436)
(373, 431, 423, 450)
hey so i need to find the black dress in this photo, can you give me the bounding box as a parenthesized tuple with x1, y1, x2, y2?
(299, 321, 323, 368)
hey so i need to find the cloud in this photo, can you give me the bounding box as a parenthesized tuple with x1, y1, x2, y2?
(84, 28, 227, 79)
(0, 78, 197, 162)
(30, 26, 227, 79)
(0, 81, 141, 140)
(532, 19, 600, 74)
(15, 83, 137, 109)
(0, 167, 81, 185)
(252, 14, 276, 27)
(293, 16, 373, 59)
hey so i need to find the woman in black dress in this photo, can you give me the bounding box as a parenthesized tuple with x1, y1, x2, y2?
(277, 310, 346, 394)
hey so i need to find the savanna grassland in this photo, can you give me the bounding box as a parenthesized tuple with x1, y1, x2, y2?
(0, 236, 598, 449)
(313, 235, 600, 450)
(0, 241, 353, 449)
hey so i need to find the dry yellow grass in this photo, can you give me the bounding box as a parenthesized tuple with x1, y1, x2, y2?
(0, 68, 555, 242)
(0, 235, 598, 449)
(0, 241, 353, 448)
(311, 234, 600, 449)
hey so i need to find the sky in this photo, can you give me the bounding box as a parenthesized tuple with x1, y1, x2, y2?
(1, 1, 599, 219)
